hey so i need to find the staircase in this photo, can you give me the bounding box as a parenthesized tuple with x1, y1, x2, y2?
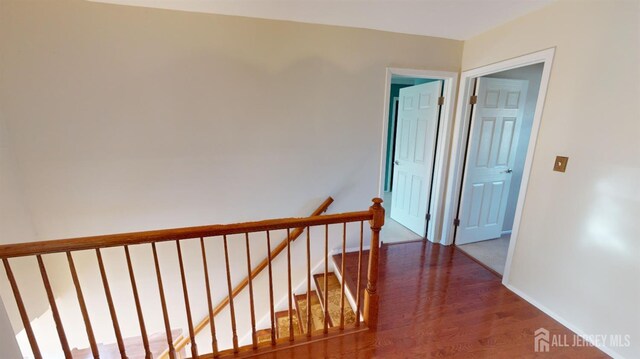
(0, 198, 385, 359)
(258, 272, 357, 343)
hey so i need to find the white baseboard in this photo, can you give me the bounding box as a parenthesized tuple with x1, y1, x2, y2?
(505, 283, 626, 359)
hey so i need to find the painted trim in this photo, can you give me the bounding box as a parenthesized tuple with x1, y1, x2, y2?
(506, 283, 624, 358)
(378, 68, 459, 244)
(441, 48, 555, 284)
(384, 97, 400, 191)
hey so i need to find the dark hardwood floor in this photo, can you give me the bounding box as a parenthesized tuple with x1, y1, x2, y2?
(252, 240, 607, 358)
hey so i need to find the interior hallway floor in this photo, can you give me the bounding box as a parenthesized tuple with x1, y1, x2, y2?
(457, 234, 511, 275)
(380, 191, 423, 244)
(250, 241, 606, 358)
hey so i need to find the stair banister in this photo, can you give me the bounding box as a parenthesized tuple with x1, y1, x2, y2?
(0, 197, 388, 359)
(364, 197, 385, 328)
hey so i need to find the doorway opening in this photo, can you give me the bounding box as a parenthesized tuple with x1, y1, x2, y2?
(378, 68, 458, 245)
(443, 49, 555, 279)
(456, 62, 544, 275)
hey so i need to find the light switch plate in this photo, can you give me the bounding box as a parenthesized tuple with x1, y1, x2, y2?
(554, 156, 569, 172)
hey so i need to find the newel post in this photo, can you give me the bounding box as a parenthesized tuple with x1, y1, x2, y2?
(364, 197, 384, 328)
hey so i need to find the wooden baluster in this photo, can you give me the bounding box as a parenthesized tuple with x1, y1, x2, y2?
(200, 238, 219, 356)
(323, 224, 329, 334)
(152, 242, 175, 359)
(36, 255, 72, 358)
(339, 222, 347, 330)
(67, 252, 99, 358)
(364, 198, 384, 328)
(223, 235, 239, 352)
(305, 227, 311, 337)
(245, 233, 258, 349)
(355, 221, 364, 327)
(266, 231, 276, 346)
(124, 246, 150, 359)
(95, 249, 127, 359)
(3, 259, 42, 359)
(286, 228, 293, 342)
(176, 240, 197, 358)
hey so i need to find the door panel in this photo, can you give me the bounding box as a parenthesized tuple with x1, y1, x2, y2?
(467, 183, 485, 228)
(496, 118, 516, 166)
(486, 181, 506, 225)
(390, 81, 443, 237)
(415, 119, 428, 162)
(456, 78, 528, 245)
(475, 118, 496, 167)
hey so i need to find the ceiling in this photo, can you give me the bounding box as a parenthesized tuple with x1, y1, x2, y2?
(93, 0, 553, 40)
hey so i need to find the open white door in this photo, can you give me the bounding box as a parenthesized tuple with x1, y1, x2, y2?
(390, 81, 442, 237)
(456, 78, 528, 245)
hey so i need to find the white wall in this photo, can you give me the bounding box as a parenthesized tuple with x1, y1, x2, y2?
(1, 0, 461, 240)
(0, 113, 45, 356)
(0, 0, 462, 356)
(463, 1, 640, 358)
(484, 63, 543, 232)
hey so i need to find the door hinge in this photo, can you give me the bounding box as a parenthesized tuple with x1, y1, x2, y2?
(469, 95, 477, 105)
(426, 213, 431, 221)
(453, 218, 460, 226)
(438, 96, 445, 105)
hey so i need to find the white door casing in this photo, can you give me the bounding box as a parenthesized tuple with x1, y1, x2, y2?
(390, 81, 442, 237)
(456, 78, 528, 245)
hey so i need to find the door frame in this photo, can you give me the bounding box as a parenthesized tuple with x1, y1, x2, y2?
(378, 68, 459, 243)
(441, 48, 555, 283)
(385, 96, 399, 192)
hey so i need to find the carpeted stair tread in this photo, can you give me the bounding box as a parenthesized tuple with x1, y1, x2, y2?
(294, 290, 324, 333)
(313, 272, 357, 327)
(275, 309, 302, 339)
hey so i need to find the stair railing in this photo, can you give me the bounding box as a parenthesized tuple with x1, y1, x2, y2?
(163, 196, 334, 357)
(0, 198, 384, 359)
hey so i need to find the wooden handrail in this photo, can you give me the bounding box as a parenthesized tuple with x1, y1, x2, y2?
(0, 197, 369, 259)
(163, 197, 335, 356)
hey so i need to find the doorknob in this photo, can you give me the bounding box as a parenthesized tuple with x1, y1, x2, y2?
(502, 168, 513, 173)
(394, 160, 400, 165)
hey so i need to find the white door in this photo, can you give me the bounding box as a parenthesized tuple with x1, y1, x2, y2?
(390, 81, 443, 237)
(456, 78, 528, 245)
